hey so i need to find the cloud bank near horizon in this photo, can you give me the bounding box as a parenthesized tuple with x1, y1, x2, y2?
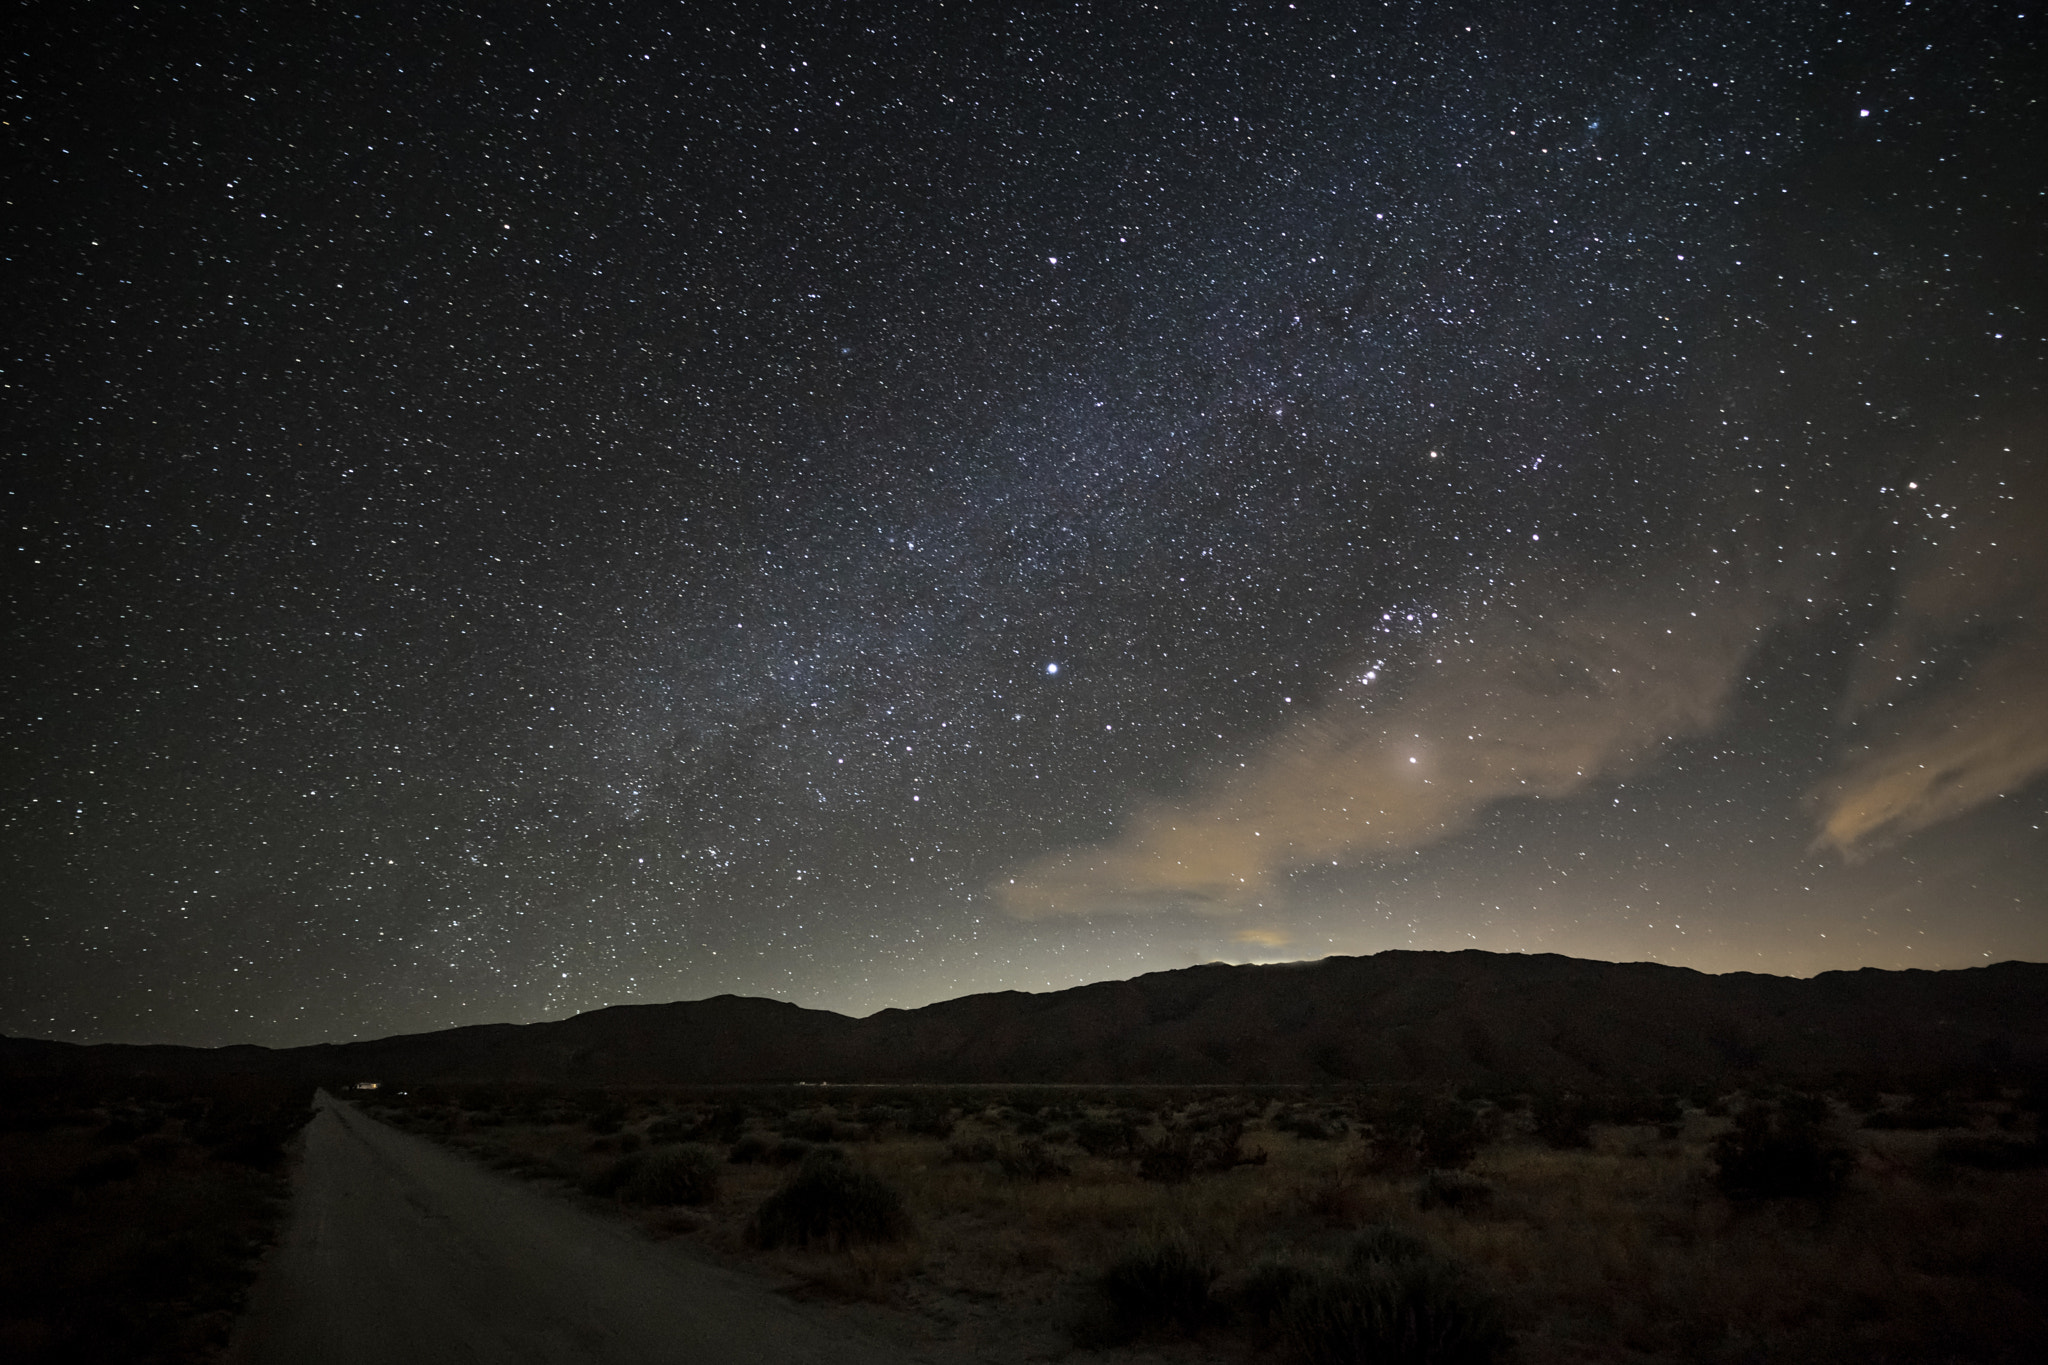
(1811, 458, 2048, 859)
(998, 433, 2047, 919)
(997, 564, 1798, 919)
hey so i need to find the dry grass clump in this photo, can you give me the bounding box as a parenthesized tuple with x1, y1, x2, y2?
(1262, 1226, 1506, 1365)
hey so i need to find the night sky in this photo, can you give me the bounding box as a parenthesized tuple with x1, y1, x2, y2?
(8, 1, 2045, 1048)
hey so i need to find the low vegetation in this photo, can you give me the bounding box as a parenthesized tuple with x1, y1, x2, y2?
(365, 1075, 2048, 1362)
(0, 1075, 312, 1364)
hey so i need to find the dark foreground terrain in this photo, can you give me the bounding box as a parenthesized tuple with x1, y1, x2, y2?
(0, 1075, 311, 1364)
(360, 1075, 2048, 1364)
(6, 953, 2047, 1362)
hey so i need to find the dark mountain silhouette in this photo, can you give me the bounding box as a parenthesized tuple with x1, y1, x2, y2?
(6, 951, 2045, 1090)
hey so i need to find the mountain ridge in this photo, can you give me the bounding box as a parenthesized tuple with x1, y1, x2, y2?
(6, 951, 2045, 1089)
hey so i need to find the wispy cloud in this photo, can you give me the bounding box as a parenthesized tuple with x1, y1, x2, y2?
(1812, 458, 2048, 858)
(999, 564, 1796, 918)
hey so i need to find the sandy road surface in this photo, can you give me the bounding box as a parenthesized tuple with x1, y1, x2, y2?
(228, 1093, 917, 1365)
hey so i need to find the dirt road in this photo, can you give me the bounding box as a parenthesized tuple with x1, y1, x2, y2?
(228, 1093, 917, 1364)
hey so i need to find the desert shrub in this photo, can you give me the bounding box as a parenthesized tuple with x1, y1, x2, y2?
(997, 1137, 1072, 1181)
(1529, 1091, 1593, 1149)
(749, 1148, 911, 1249)
(1276, 1109, 1345, 1141)
(1932, 1134, 2048, 1171)
(1356, 1096, 1484, 1172)
(1136, 1135, 1198, 1184)
(765, 1137, 813, 1165)
(1198, 1120, 1269, 1171)
(98, 1108, 165, 1143)
(1138, 1121, 1268, 1182)
(621, 1143, 721, 1205)
(1348, 1224, 1433, 1266)
(1074, 1116, 1137, 1156)
(1236, 1255, 1321, 1332)
(1415, 1101, 1483, 1170)
(1864, 1095, 1972, 1130)
(703, 1103, 750, 1144)
(1011, 1109, 1049, 1136)
(727, 1131, 773, 1164)
(585, 1103, 626, 1135)
(942, 1136, 1000, 1164)
(906, 1105, 956, 1139)
(580, 1151, 642, 1197)
(1280, 1251, 1507, 1365)
(69, 1146, 141, 1189)
(1416, 1169, 1494, 1212)
(645, 1114, 692, 1143)
(1100, 1230, 1220, 1335)
(1605, 1091, 1686, 1127)
(783, 1108, 841, 1143)
(1712, 1103, 1853, 1201)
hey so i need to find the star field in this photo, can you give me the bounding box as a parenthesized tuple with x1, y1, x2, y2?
(6, 1, 2044, 1046)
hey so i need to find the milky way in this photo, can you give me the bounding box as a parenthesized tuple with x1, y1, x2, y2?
(8, 2, 2044, 1045)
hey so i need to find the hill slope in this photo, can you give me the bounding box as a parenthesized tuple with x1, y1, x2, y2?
(6, 951, 2045, 1088)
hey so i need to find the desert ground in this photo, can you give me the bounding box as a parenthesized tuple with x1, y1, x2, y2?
(353, 1078, 2048, 1364)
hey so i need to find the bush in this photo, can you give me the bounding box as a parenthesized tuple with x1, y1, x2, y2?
(1530, 1091, 1593, 1149)
(906, 1106, 956, 1139)
(1863, 1096, 1972, 1130)
(69, 1146, 141, 1189)
(1348, 1224, 1433, 1267)
(1416, 1170, 1494, 1212)
(1100, 1231, 1220, 1335)
(1415, 1101, 1484, 1170)
(1280, 1252, 1507, 1365)
(997, 1137, 1071, 1181)
(1276, 1110, 1346, 1141)
(579, 1151, 642, 1198)
(942, 1136, 1000, 1164)
(1136, 1124, 1265, 1182)
(728, 1132, 814, 1166)
(782, 1109, 840, 1143)
(1136, 1135, 1197, 1184)
(1236, 1255, 1322, 1333)
(1712, 1103, 1853, 1201)
(622, 1144, 721, 1205)
(645, 1114, 691, 1143)
(727, 1131, 774, 1164)
(770, 1137, 820, 1165)
(749, 1149, 911, 1249)
(1074, 1116, 1137, 1155)
(1932, 1134, 2048, 1171)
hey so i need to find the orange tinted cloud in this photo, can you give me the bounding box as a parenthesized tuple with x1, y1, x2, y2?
(999, 570, 1792, 918)
(1812, 455, 2048, 858)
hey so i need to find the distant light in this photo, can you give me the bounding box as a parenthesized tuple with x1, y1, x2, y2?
(1859, 109, 1870, 117)
(1409, 757, 1418, 764)
(1046, 662, 1059, 675)
(1048, 256, 1059, 265)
